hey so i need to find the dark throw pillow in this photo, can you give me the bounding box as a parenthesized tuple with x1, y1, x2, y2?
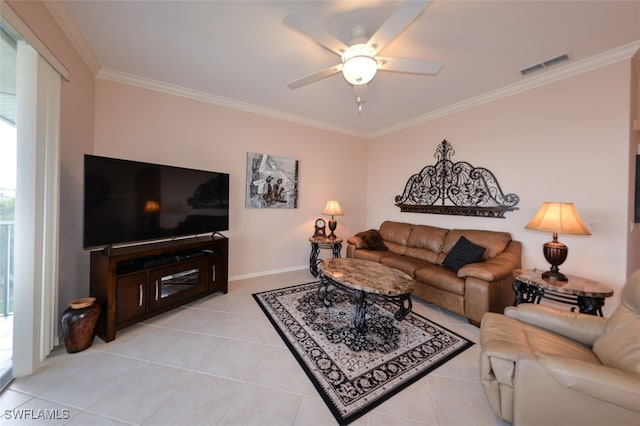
(355, 229, 388, 251)
(443, 236, 486, 273)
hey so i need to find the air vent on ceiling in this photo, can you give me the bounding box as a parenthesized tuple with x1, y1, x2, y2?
(520, 53, 570, 76)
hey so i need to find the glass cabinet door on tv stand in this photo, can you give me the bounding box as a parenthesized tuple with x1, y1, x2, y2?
(149, 258, 209, 310)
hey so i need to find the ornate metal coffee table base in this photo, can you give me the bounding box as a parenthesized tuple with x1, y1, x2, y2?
(512, 280, 606, 316)
(318, 260, 414, 333)
(512, 269, 613, 317)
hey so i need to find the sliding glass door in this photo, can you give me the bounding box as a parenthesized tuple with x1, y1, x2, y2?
(0, 24, 17, 389)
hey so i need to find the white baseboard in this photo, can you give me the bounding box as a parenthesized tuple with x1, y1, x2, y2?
(229, 265, 308, 282)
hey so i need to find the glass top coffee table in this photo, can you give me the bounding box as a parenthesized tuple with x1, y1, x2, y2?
(318, 258, 416, 333)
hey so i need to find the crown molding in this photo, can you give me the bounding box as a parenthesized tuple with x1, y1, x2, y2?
(42, 0, 358, 137)
(97, 68, 366, 139)
(43, 0, 101, 75)
(96, 36, 639, 141)
(370, 40, 640, 139)
(42, 0, 639, 142)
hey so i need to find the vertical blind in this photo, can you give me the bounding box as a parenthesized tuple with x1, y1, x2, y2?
(3, 4, 63, 375)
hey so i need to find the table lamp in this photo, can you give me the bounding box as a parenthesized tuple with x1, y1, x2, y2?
(322, 200, 344, 239)
(525, 202, 591, 281)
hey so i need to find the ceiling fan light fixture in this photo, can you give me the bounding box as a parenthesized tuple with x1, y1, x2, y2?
(342, 56, 377, 85)
(341, 43, 377, 85)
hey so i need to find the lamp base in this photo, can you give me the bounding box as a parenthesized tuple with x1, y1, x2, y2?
(327, 219, 337, 239)
(542, 236, 569, 281)
(542, 269, 568, 281)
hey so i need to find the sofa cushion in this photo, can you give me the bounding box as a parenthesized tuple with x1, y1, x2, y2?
(350, 248, 394, 263)
(404, 246, 439, 264)
(380, 254, 431, 277)
(443, 236, 486, 273)
(354, 229, 387, 250)
(415, 263, 465, 295)
(379, 221, 413, 246)
(385, 241, 409, 256)
(406, 224, 449, 253)
(402, 224, 448, 263)
(444, 229, 512, 260)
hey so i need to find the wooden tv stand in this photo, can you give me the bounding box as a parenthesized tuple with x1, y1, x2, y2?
(89, 235, 228, 342)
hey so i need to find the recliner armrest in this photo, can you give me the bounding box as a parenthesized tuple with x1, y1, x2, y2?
(505, 304, 607, 346)
(536, 353, 640, 413)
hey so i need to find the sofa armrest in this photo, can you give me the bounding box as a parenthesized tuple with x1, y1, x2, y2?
(457, 240, 521, 281)
(505, 304, 607, 346)
(536, 353, 640, 413)
(346, 236, 366, 249)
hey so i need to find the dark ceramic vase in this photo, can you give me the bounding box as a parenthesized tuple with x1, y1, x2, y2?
(60, 297, 101, 353)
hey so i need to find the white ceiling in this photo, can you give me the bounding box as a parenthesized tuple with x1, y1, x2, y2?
(59, 0, 640, 138)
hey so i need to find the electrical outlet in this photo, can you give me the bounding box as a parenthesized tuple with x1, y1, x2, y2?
(587, 220, 599, 232)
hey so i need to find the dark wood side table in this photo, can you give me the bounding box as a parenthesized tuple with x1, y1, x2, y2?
(512, 268, 614, 316)
(309, 236, 342, 277)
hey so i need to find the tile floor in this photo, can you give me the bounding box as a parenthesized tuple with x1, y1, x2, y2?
(0, 269, 509, 425)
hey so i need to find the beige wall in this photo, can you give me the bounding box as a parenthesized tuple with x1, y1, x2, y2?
(369, 61, 633, 316)
(93, 79, 368, 279)
(6, 0, 95, 318)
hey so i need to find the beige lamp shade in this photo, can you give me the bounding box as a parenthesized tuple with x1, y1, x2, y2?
(525, 202, 590, 281)
(525, 202, 591, 236)
(322, 200, 344, 218)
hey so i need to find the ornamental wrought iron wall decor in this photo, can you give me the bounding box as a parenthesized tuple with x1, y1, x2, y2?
(395, 140, 519, 218)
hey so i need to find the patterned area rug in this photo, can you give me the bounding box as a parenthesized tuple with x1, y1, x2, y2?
(253, 281, 473, 425)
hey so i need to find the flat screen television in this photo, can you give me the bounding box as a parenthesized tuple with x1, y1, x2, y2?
(83, 154, 229, 249)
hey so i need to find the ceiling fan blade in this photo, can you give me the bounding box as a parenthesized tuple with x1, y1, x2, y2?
(283, 13, 349, 56)
(353, 84, 367, 104)
(377, 57, 443, 75)
(287, 64, 343, 89)
(368, 0, 432, 54)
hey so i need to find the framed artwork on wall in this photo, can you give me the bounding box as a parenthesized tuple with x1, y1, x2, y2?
(245, 152, 299, 209)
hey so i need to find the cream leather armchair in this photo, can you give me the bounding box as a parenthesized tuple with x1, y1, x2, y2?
(479, 269, 640, 425)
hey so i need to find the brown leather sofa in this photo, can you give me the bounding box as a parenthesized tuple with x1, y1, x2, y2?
(346, 220, 521, 325)
(479, 269, 640, 425)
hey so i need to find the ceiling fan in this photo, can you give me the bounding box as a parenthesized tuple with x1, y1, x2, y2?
(283, 0, 443, 113)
